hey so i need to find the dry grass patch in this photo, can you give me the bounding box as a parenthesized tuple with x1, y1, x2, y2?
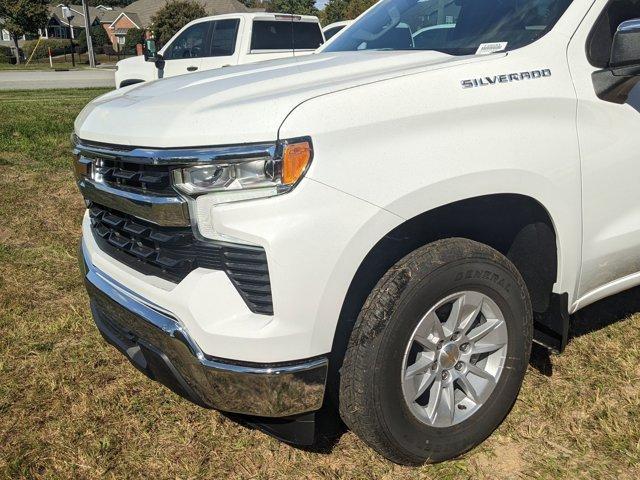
(0, 88, 639, 479)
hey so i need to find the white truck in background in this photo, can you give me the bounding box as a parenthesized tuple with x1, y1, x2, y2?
(115, 13, 324, 88)
(322, 20, 352, 40)
(76, 0, 640, 466)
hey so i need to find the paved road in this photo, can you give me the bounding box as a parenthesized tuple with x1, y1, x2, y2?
(0, 69, 115, 90)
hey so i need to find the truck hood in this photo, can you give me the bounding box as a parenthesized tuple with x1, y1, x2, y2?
(116, 55, 145, 69)
(76, 50, 486, 147)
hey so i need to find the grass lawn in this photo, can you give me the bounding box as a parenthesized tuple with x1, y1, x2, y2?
(0, 54, 123, 71)
(0, 88, 639, 479)
(0, 63, 80, 71)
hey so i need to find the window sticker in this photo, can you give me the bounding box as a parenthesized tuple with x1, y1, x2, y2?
(476, 42, 508, 55)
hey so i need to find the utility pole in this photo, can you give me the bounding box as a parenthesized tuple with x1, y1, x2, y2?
(62, 5, 76, 67)
(81, 0, 96, 67)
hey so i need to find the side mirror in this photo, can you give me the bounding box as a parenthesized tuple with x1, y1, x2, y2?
(143, 39, 157, 62)
(592, 18, 640, 104)
(154, 54, 165, 71)
(610, 19, 640, 68)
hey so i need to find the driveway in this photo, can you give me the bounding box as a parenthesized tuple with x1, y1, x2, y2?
(0, 69, 115, 90)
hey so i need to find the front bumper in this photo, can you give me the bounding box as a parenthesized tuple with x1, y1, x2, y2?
(79, 241, 328, 418)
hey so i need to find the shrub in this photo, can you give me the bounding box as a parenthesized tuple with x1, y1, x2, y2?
(123, 28, 144, 54)
(77, 25, 112, 54)
(0, 45, 13, 64)
(23, 38, 71, 60)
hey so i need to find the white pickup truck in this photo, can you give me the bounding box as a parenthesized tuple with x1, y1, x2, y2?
(75, 0, 640, 465)
(114, 13, 324, 88)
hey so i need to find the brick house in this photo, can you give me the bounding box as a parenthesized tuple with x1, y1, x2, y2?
(99, 0, 258, 51)
(125, 0, 253, 29)
(2, 0, 257, 58)
(105, 12, 142, 51)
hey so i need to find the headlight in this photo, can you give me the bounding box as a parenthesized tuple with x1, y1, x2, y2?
(172, 138, 313, 205)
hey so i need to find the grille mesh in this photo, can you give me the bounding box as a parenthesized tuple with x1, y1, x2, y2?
(91, 157, 175, 195)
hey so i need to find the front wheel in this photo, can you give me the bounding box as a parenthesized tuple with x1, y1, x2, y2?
(339, 238, 532, 465)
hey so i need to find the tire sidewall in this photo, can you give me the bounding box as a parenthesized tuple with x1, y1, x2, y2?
(372, 254, 531, 462)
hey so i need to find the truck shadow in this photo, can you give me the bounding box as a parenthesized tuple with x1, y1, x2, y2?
(530, 285, 640, 376)
(231, 286, 640, 453)
(222, 405, 347, 454)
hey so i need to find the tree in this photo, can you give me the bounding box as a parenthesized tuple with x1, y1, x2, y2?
(150, 0, 207, 47)
(344, 0, 376, 19)
(77, 25, 112, 54)
(0, 0, 49, 64)
(266, 0, 318, 16)
(123, 28, 144, 53)
(86, 0, 135, 5)
(322, 0, 349, 25)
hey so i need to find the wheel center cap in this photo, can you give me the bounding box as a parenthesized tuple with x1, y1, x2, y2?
(439, 342, 460, 369)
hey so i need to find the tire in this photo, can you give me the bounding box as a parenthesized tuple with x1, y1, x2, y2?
(339, 238, 532, 465)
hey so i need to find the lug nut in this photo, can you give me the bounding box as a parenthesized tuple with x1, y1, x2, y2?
(441, 370, 449, 380)
(431, 362, 438, 371)
(451, 331, 460, 341)
(437, 340, 444, 350)
(460, 343, 470, 352)
(455, 361, 464, 371)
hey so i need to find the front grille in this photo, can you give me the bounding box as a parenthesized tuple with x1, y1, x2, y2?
(89, 203, 273, 315)
(92, 158, 175, 195)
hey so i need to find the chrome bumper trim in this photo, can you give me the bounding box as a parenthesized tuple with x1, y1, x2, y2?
(77, 177, 190, 227)
(79, 241, 328, 417)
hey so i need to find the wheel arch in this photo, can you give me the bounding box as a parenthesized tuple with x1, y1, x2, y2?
(327, 193, 568, 400)
(118, 78, 145, 89)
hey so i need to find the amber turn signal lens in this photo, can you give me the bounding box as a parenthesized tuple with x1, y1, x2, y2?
(282, 141, 312, 185)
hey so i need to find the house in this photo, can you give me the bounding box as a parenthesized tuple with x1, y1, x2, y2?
(1, 17, 27, 48)
(101, 0, 256, 50)
(124, 0, 253, 29)
(1, 30, 25, 49)
(39, 4, 141, 52)
(2, 0, 257, 57)
(43, 4, 117, 40)
(104, 11, 142, 49)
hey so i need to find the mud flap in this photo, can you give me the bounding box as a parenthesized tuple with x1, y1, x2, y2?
(533, 293, 569, 353)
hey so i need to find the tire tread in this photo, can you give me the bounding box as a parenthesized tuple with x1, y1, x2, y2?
(339, 238, 532, 465)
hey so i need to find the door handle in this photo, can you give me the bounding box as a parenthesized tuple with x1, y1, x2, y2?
(187, 66, 198, 72)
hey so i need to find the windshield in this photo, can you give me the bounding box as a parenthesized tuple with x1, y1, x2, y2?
(324, 0, 572, 55)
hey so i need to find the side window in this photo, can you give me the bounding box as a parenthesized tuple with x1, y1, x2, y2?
(164, 22, 209, 60)
(209, 19, 240, 56)
(251, 20, 293, 50)
(588, 0, 640, 67)
(324, 26, 344, 41)
(292, 22, 324, 49)
(250, 20, 324, 51)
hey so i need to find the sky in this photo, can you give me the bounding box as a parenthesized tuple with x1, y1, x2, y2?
(315, 0, 329, 9)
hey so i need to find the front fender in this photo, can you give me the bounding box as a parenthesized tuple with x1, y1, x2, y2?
(279, 41, 582, 301)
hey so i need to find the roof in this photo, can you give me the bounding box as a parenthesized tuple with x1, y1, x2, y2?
(125, 0, 251, 28)
(98, 9, 125, 23)
(108, 11, 142, 29)
(48, 4, 126, 28)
